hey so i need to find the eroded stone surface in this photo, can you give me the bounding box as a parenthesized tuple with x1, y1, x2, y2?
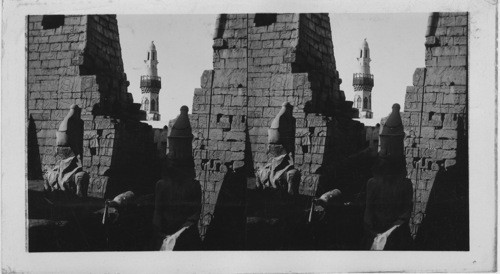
(402, 13, 468, 237)
(27, 15, 159, 198)
(191, 14, 365, 236)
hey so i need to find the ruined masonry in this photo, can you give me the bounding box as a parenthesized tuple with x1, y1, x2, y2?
(27, 15, 160, 198)
(402, 12, 468, 236)
(190, 14, 365, 236)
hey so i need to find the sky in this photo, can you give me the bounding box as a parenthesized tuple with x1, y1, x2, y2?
(117, 13, 429, 124)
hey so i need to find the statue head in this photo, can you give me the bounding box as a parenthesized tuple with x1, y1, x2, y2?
(166, 106, 195, 176)
(376, 104, 406, 176)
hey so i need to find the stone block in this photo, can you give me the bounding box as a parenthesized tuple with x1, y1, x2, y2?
(58, 76, 82, 93)
(447, 104, 466, 113)
(445, 159, 456, 168)
(423, 93, 437, 102)
(224, 131, 245, 141)
(230, 142, 246, 152)
(435, 129, 457, 139)
(447, 27, 466, 36)
(299, 174, 319, 196)
(438, 16, 456, 27)
(425, 66, 467, 86)
(425, 57, 437, 67)
(442, 114, 458, 128)
(434, 27, 447, 36)
(57, 51, 73, 59)
(306, 116, 325, 127)
(233, 160, 245, 169)
(32, 36, 49, 44)
(213, 69, 245, 88)
(271, 74, 294, 91)
(226, 151, 245, 161)
(425, 36, 439, 47)
(88, 176, 109, 198)
(254, 96, 269, 107)
(437, 149, 457, 159)
(450, 56, 467, 66)
(413, 68, 426, 86)
(48, 35, 67, 43)
(262, 40, 273, 49)
(455, 15, 467, 26)
(65, 16, 81, 25)
(442, 140, 457, 149)
(437, 56, 451, 66)
(453, 36, 467, 46)
(438, 36, 454, 46)
(420, 127, 435, 138)
(261, 32, 279, 40)
(262, 107, 279, 118)
(67, 33, 79, 42)
(443, 46, 462, 56)
(248, 126, 268, 136)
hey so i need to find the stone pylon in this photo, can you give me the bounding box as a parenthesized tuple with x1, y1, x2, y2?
(189, 14, 362, 236)
(402, 12, 468, 237)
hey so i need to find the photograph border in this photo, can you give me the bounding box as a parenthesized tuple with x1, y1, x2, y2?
(2, 0, 497, 272)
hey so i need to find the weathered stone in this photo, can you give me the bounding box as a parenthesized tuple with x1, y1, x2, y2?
(28, 15, 160, 199)
(425, 66, 467, 86)
(413, 68, 426, 86)
(403, 13, 468, 236)
(190, 13, 365, 236)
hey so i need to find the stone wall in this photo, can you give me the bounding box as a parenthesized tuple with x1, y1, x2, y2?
(190, 13, 364, 236)
(27, 15, 159, 198)
(402, 12, 468, 237)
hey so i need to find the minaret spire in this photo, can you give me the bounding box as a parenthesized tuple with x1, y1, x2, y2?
(141, 41, 162, 121)
(353, 38, 374, 119)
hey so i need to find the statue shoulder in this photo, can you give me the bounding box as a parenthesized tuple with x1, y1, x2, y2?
(156, 178, 172, 189)
(366, 177, 380, 192)
(191, 179, 202, 191)
(402, 177, 413, 189)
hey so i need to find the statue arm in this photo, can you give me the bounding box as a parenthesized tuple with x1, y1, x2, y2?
(152, 180, 163, 232)
(363, 178, 377, 237)
(182, 182, 202, 229)
(394, 179, 413, 226)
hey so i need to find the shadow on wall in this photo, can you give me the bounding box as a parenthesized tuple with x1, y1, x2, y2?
(106, 121, 161, 199)
(203, 169, 246, 250)
(28, 115, 43, 180)
(318, 117, 368, 198)
(415, 116, 469, 250)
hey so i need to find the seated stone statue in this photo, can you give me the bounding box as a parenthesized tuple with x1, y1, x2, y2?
(43, 155, 89, 198)
(45, 104, 88, 198)
(255, 152, 301, 196)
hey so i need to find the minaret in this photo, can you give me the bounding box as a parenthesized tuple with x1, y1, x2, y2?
(141, 41, 162, 121)
(353, 38, 374, 119)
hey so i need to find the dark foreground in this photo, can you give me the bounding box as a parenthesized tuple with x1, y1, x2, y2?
(28, 179, 366, 252)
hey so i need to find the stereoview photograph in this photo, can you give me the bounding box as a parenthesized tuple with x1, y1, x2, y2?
(26, 13, 469, 252)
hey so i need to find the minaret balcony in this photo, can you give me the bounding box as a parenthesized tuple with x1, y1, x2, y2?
(352, 73, 374, 86)
(140, 75, 162, 89)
